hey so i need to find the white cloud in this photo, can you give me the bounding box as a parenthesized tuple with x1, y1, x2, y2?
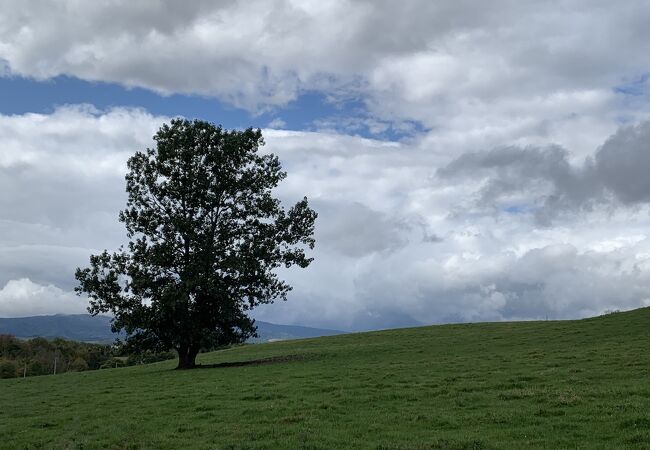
(2, 106, 650, 330)
(0, 105, 163, 289)
(436, 121, 650, 223)
(0, 278, 87, 317)
(2, 1, 650, 156)
(5, 2, 650, 329)
(267, 118, 287, 129)
(314, 201, 410, 258)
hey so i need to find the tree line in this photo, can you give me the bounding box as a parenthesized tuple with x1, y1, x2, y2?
(0, 334, 175, 379)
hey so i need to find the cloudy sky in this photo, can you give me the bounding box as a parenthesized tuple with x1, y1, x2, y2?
(2, 1, 650, 330)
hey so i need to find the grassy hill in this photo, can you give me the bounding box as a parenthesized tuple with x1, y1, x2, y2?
(1, 308, 650, 449)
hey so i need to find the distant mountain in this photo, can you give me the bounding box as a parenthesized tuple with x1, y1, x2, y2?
(250, 321, 343, 342)
(0, 314, 343, 343)
(0, 314, 117, 343)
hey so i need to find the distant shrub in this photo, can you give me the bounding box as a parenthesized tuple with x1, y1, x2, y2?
(69, 357, 89, 372)
(99, 358, 127, 369)
(0, 359, 18, 379)
(0, 334, 22, 359)
(28, 360, 46, 376)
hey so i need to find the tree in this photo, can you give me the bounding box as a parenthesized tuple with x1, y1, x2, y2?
(75, 119, 316, 369)
(0, 359, 18, 379)
(69, 357, 89, 372)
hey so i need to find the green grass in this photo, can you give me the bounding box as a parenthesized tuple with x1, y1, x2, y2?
(2, 308, 650, 449)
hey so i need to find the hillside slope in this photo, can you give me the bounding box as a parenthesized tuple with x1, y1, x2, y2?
(2, 308, 650, 449)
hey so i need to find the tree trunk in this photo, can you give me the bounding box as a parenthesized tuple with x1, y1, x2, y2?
(176, 346, 199, 370)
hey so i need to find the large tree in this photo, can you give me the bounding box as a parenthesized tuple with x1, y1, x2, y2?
(75, 119, 316, 369)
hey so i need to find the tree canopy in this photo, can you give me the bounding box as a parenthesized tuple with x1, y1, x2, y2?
(75, 119, 316, 368)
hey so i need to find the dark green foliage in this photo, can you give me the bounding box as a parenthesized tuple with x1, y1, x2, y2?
(0, 359, 18, 379)
(0, 334, 174, 377)
(2, 308, 650, 448)
(0, 334, 113, 376)
(68, 357, 89, 372)
(75, 119, 316, 368)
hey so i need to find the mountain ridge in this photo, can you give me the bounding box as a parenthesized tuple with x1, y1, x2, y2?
(0, 314, 343, 343)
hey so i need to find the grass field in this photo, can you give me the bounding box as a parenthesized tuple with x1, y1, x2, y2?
(2, 308, 650, 449)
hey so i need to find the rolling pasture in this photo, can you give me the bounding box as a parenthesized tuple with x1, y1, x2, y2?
(2, 308, 650, 449)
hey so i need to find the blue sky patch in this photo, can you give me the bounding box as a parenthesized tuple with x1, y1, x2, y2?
(503, 205, 530, 214)
(0, 75, 422, 140)
(614, 74, 649, 97)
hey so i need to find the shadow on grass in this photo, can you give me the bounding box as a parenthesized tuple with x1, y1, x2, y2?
(192, 354, 305, 369)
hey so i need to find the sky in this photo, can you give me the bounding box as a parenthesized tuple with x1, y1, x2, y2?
(2, 1, 650, 331)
